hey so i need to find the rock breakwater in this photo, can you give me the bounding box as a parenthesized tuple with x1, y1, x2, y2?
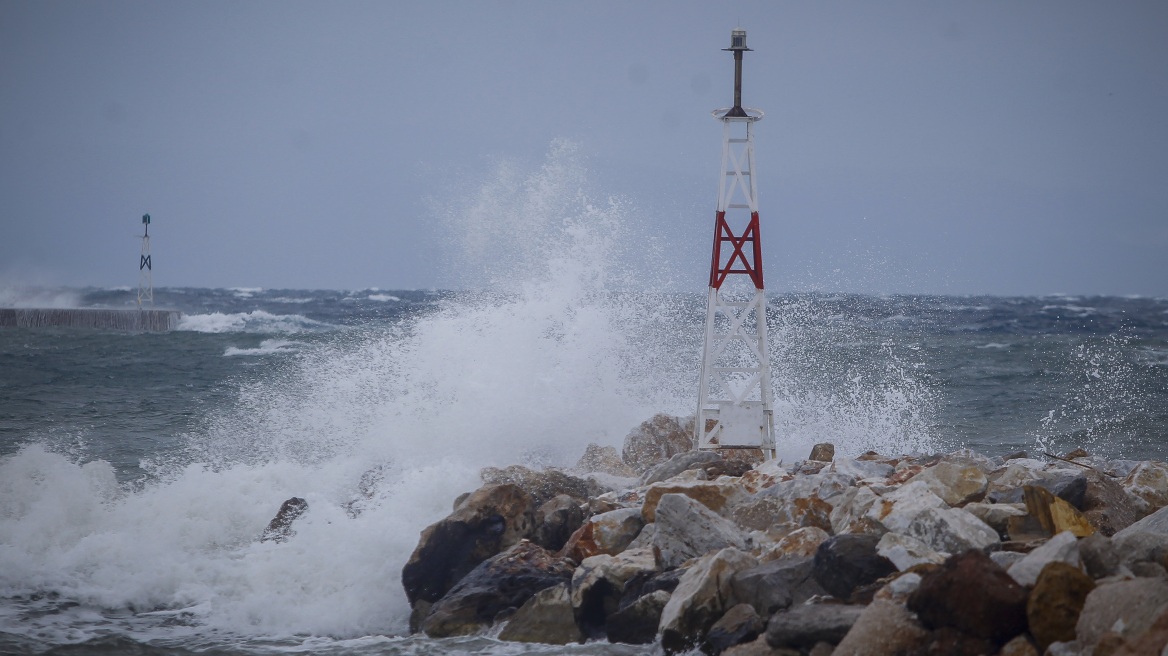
(400, 414, 1168, 654)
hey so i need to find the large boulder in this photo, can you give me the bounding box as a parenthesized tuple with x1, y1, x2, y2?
(902, 506, 1000, 555)
(640, 450, 723, 486)
(760, 526, 831, 561)
(728, 559, 794, 617)
(497, 582, 584, 645)
(606, 589, 671, 645)
(1078, 533, 1124, 579)
(574, 443, 637, 478)
(730, 495, 832, 534)
(704, 603, 766, 655)
(964, 501, 1027, 539)
(1114, 505, 1168, 540)
(532, 494, 585, 552)
(1027, 561, 1095, 653)
(1112, 529, 1168, 571)
(829, 485, 885, 536)
(653, 493, 748, 570)
(907, 549, 1028, 644)
(907, 461, 989, 507)
(569, 548, 657, 638)
(1076, 577, 1168, 650)
(421, 540, 575, 638)
(831, 598, 930, 656)
(1081, 469, 1141, 536)
(480, 465, 604, 507)
(812, 534, 897, 601)
(732, 554, 826, 613)
(1122, 461, 1168, 515)
(658, 547, 758, 653)
(259, 497, 308, 543)
(765, 604, 865, 651)
(1007, 530, 1081, 587)
(402, 483, 536, 606)
(622, 414, 696, 473)
(831, 457, 895, 481)
(864, 480, 948, 535)
(876, 532, 946, 570)
(559, 507, 645, 562)
(757, 471, 854, 506)
(642, 479, 750, 523)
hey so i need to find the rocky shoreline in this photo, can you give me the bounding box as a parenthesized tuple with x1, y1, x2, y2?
(395, 414, 1168, 655)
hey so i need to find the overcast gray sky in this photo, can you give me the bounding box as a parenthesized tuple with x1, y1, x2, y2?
(2, 1, 1165, 295)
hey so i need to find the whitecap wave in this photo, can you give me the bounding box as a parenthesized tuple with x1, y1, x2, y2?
(229, 287, 264, 298)
(223, 339, 302, 356)
(177, 310, 330, 334)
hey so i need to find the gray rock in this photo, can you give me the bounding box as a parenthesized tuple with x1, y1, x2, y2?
(990, 550, 1027, 570)
(1113, 530, 1168, 570)
(812, 533, 897, 600)
(704, 603, 765, 655)
(1076, 577, 1168, 648)
(1077, 533, 1123, 579)
(729, 559, 796, 616)
(605, 589, 670, 645)
(832, 598, 930, 656)
(402, 483, 536, 605)
(808, 443, 835, 462)
(533, 494, 584, 552)
(659, 548, 759, 653)
(641, 450, 723, 486)
(569, 549, 657, 638)
(622, 414, 697, 473)
(259, 497, 308, 543)
(964, 502, 1027, 539)
(422, 541, 575, 638)
(876, 532, 946, 570)
(559, 506, 645, 562)
(829, 485, 885, 536)
(1111, 506, 1168, 536)
(497, 583, 584, 645)
(902, 506, 1000, 555)
(832, 457, 894, 481)
(653, 493, 747, 570)
(481, 465, 605, 508)
(1008, 531, 1081, 587)
(765, 604, 865, 649)
(618, 567, 686, 611)
(907, 461, 989, 507)
(990, 471, 1088, 509)
(756, 471, 855, 506)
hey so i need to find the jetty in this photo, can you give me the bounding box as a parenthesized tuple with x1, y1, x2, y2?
(0, 308, 181, 331)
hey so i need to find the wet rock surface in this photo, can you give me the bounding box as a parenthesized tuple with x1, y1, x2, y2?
(398, 433, 1168, 652)
(259, 496, 308, 543)
(421, 540, 575, 638)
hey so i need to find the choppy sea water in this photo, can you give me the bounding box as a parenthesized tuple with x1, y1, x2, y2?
(2, 148, 1166, 654)
(2, 285, 1165, 655)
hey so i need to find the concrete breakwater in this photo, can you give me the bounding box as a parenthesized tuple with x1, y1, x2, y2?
(0, 308, 181, 331)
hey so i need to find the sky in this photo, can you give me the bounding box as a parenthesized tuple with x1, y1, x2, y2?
(1, 1, 1166, 296)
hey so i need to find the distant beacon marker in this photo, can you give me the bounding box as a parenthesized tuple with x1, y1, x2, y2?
(695, 28, 776, 459)
(138, 213, 153, 307)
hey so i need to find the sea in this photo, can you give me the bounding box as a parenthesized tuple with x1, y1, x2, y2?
(2, 152, 1167, 654)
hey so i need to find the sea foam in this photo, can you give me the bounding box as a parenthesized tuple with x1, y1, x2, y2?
(0, 142, 942, 649)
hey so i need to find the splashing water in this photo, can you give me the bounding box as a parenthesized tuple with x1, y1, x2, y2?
(0, 141, 942, 651)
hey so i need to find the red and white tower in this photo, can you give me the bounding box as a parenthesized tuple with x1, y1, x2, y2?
(695, 29, 776, 459)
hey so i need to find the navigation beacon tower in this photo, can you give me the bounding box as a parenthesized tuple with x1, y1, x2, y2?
(695, 29, 777, 459)
(137, 213, 153, 307)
